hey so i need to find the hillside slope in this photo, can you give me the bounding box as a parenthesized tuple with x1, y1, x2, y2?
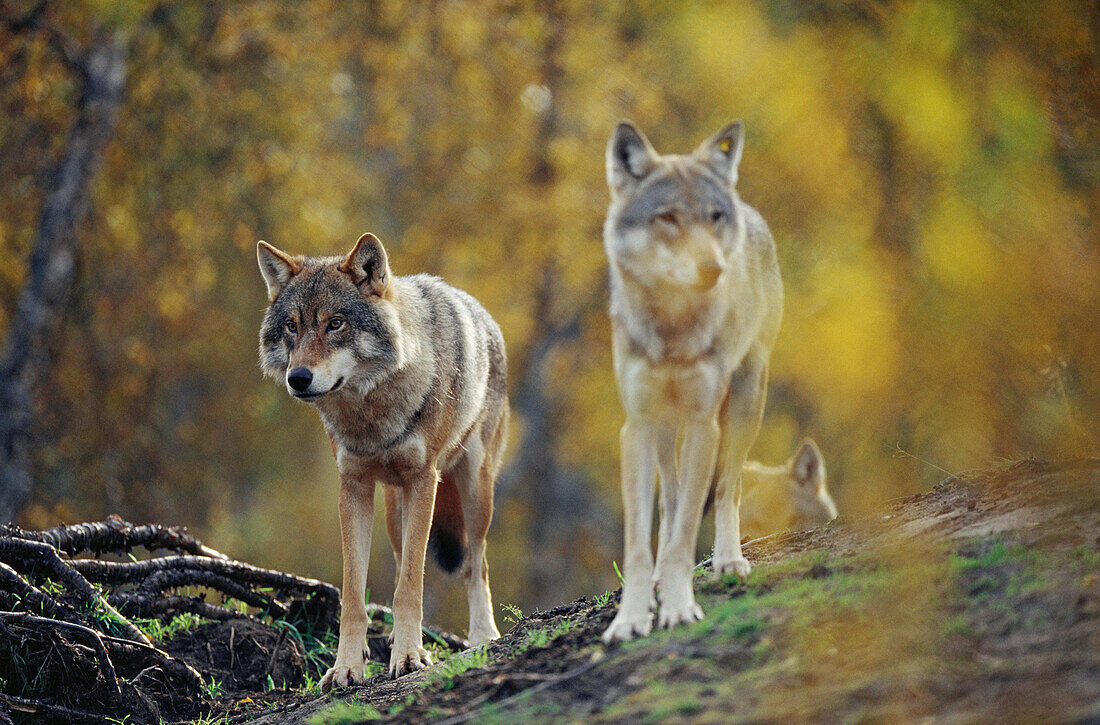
(245, 460, 1100, 724)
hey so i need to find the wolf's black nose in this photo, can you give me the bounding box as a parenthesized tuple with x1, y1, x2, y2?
(287, 367, 313, 391)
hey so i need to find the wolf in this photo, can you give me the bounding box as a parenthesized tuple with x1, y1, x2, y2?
(256, 233, 506, 687)
(739, 438, 837, 540)
(601, 120, 783, 642)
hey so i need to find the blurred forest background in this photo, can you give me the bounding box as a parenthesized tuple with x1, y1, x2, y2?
(0, 0, 1097, 632)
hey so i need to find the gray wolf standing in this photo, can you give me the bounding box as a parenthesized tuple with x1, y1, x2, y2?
(601, 121, 783, 642)
(257, 233, 506, 686)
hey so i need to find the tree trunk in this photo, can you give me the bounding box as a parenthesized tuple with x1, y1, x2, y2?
(497, 264, 601, 606)
(0, 32, 127, 523)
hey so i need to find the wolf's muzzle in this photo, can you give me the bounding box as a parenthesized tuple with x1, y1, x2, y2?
(287, 367, 313, 391)
(696, 262, 724, 290)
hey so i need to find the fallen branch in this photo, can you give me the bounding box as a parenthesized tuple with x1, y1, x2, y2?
(135, 568, 288, 617)
(72, 554, 336, 595)
(111, 593, 254, 623)
(72, 554, 338, 628)
(3, 515, 228, 559)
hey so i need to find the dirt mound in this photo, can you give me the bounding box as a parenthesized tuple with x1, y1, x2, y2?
(246, 459, 1100, 724)
(163, 620, 307, 695)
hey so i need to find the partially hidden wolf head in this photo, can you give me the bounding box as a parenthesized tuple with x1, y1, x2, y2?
(745, 438, 839, 533)
(604, 120, 747, 293)
(257, 233, 405, 401)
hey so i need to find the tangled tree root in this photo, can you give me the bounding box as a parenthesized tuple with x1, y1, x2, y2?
(0, 515, 473, 723)
(0, 516, 342, 723)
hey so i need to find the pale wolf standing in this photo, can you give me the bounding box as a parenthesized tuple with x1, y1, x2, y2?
(257, 233, 505, 686)
(601, 121, 783, 642)
(739, 438, 837, 540)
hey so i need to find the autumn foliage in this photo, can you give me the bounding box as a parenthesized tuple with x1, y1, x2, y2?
(1, 0, 1097, 629)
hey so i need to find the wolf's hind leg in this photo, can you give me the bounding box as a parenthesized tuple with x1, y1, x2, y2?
(388, 467, 438, 678)
(713, 353, 768, 578)
(384, 486, 403, 592)
(449, 432, 501, 645)
(655, 429, 679, 565)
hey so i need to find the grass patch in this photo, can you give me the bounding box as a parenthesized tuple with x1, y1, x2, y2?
(132, 612, 203, 642)
(951, 537, 1048, 598)
(203, 677, 226, 699)
(307, 700, 382, 725)
(521, 617, 577, 649)
(645, 550, 887, 649)
(189, 714, 232, 725)
(468, 691, 573, 724)
(597, 550, 892, 722)
(635, 680, 707, 723)
(424, 644, 491, 691)
(272, 594, 342, 685)
(947, 535, 1075, 636)
(951, 539, 1027, 572)
(500, 603, 524, 628)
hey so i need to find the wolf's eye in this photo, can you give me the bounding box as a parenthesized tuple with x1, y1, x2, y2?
(285, 320, 298, 334)
(327, 317, 345, 331)
(654, 211, 677, 226)
(711, 210, 726, 224)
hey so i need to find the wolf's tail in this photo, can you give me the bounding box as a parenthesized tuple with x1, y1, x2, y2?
(429, 472, 467, 574)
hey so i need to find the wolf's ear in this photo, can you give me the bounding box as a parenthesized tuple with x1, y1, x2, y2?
(696, 121, 744, 187)
(339, 232, 390, 296)
(791, 438, 824, 488)
(257, 241, 301, 301)
(607, 121, 658, 193)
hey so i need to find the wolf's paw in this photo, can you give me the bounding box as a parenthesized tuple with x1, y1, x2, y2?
(714, 555, 752, 579)
(656, 598, 705, 630)
(468, 622, 501, 645)
(602, 610, 652, 643)
(319, 662, 368, 692)
(388, 643, 432, 678)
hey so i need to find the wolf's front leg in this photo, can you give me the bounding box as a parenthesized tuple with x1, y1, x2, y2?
(388, 468, 438, 678)
(654, 417, 720, 629)
(320, 475, 376, 692)
(713, 357, 768, 578)
(602, 419, 659, 643)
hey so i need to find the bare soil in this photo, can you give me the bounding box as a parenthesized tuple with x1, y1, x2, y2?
(164, 620, 306, 696)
